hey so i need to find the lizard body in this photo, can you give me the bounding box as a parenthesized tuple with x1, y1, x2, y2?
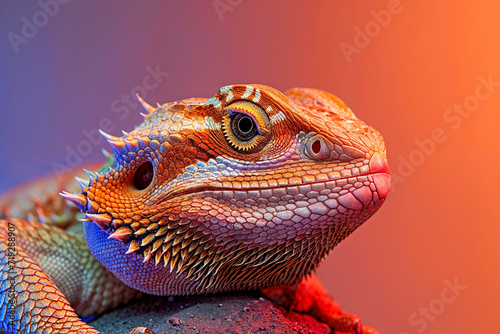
(0, 84, 390, 333)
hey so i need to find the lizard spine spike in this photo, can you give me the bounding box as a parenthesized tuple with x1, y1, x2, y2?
(154, 251, 163, 266)
(86, 213, 112, 229)
(136, 93, 156, 114)
(108, 227, 132, 242)
(108, 140, 126, 154)
(140, 112, 150, 122)
(126, 240, 141, 254)
(74, 176, 89, 190)
(140, 233, 156, 247)
(122, 130, 132, 137)
(98, 129, 121, 142)
(152, 239, 163, 253)
(83, 169, 97, 182)
(101, 148, 112, 159)
(59, 191, 87, 210)
(143, 247, 153, 263)
(99, 129, 127, 154)
(124, 137, 139, 150)
(156, 102, 162, 108)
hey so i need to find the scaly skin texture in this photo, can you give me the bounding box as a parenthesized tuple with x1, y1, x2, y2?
(0, 84, 390, 334)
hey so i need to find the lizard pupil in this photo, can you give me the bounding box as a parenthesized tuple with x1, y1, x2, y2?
(238, 116, 253, 134)
(134, 161, 154, 190)
(231, 113, 257, 141)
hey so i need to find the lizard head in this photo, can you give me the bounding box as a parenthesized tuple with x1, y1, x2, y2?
(61, 84, 390, 294)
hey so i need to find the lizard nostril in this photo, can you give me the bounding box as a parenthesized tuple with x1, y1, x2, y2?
(303, 134, 330, 160)
(311, 139, 321, 154)
(134, 161, 154, 190)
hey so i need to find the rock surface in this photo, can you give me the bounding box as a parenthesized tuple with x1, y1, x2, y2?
(88, 292, 331, 334)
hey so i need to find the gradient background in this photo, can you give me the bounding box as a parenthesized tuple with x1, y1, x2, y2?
(1, 1, 499, 333)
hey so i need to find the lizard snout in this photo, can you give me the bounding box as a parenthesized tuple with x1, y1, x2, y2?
(369, 152, 390, 200)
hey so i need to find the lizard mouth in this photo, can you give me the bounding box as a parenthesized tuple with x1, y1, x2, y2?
(61, 153, 390, 233)
(152, 152, 390, 209)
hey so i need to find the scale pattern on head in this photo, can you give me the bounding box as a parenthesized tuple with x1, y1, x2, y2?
(61, 84, 390, 295)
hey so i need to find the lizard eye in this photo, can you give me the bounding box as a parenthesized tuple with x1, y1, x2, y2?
(134, 161, 154, 190)
(222, 101, 271, 153)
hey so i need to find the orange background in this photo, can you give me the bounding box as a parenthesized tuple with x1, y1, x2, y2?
(1, 1, 499, 333)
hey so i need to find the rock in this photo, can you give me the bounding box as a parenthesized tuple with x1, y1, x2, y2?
(89, 292, 330, 334)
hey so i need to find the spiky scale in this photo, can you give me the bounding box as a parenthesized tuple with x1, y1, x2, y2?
(181, 238, 191, 250)
(86, 198, 100, 213)
(205, 239, 216, 250)
(184, 254, 197, 269)
(86, 213, 112, 229)
(142, 246, 153, 263)
(207, 247, 217, 256)
(180, 248, 188, 260)
(202, 254, 215, 270)
(165, 229, 176, 242)
(177, 224, 190, 234)
(169, 255, 179, 273)
(171, 244, 181, 257)
(204, 260, 218, 277)
(176, 258, 186, 274)
(83, 169, 97, 182)
(162, 251, 171, 268)
(136, 93, 156, 114)
(152, 239, 163, 253)
(141, 234, 156, 247)
(162, 242, 172, 255)
(172, 234, 184, 247)
(108, 227, 132, 242)
(154, 251, 163, 266)
(99, 129, 127, 154)
(121, 130, 132, 137)
(59, 192, 87, 211)
(156, 226, 168, 237)
(178, 261, 191, 276)
(147, 223, 159, 232)
(135, 228, 147, 236)
(187, 266, 197, 279)
(98, 129, 121, 142)
(126, 240, 141, 254)
(125, 138, 139, 150)
(101, 148, 112, 159)
(74, 177, 89, 191)
(184, 228, 197, 240)
(187, 239, 199, 253)
(108, 139, 127, 154)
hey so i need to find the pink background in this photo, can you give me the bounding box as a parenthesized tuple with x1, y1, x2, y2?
(1, 1, 499, 333)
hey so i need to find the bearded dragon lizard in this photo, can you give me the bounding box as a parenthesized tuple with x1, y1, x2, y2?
(0, 84, 390, 333)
